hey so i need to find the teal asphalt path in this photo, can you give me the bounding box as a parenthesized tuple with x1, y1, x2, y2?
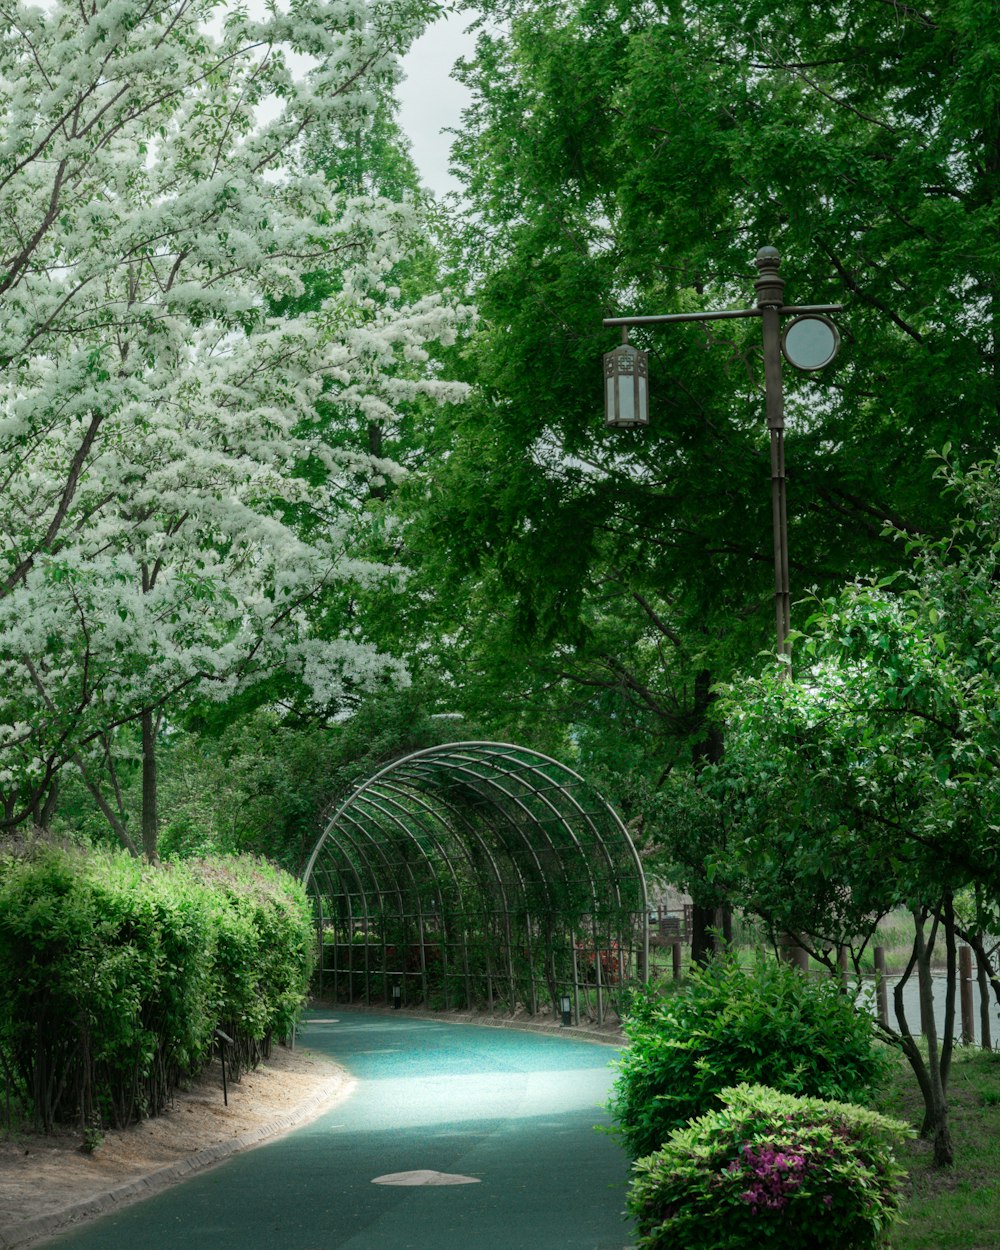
(42, 1010, 634, 1250)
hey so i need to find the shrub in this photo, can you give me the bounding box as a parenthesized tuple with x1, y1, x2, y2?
(188, 855, 315, 1076)
(627, 1083, 910, 1250)
(609, 954, 891, 1159)
(0, 843, 313, 1131)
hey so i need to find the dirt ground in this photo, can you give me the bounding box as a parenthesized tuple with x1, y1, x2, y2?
(0, 1043, 350, 1244)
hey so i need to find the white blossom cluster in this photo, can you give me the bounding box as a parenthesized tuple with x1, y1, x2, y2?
(0, 0, 469, 821)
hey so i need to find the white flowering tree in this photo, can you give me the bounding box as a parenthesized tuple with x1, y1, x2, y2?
(0, 0, 468, 854)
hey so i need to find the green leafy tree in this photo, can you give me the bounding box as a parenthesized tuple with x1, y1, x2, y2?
(404, 0, 999, 952)
(662, 453, 1000, 1166)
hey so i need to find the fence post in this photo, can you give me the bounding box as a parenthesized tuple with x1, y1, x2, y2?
(874, 947, 889, 1028)
(779, 932, 810, 974)
(960, 945, 975, 1045)
(976, 943, 993, 1051)
(671, 941, 682, 981)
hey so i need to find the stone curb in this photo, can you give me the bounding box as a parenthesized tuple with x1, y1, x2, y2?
(0, 1069, 353, 1250)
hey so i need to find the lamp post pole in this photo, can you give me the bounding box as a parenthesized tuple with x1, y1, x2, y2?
(755, 248, 792, 659)
(603, 246, 843, 668)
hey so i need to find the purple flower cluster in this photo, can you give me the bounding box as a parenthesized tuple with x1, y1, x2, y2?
(727, 1145, 807, 1213)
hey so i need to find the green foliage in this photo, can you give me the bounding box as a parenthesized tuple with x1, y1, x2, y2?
(188, 855, 315, 1075)
(651, 452, 1000, 1166)
(356, 0, 996, 926)
(660, 454, 1000, 950)
(627, 1083, 910, 1250)
(433, 0, 1000, 703)
(608, 955, 891, 1160)
(52, 689, 475, 872)
(0, 843, 312, 1132)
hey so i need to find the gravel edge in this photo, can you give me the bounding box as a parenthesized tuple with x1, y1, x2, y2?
(322, 1003, 626, 1048)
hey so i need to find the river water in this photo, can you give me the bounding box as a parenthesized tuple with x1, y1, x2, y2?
(860, 972, 999, 1046)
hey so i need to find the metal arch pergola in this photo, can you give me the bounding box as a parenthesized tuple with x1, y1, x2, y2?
(302, 742, 649, 1025)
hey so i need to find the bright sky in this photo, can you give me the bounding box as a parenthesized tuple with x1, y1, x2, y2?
(397, 9, 479, 198)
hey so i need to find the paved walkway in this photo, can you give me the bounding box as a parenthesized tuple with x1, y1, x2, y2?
(41, 1010, 634, 1250)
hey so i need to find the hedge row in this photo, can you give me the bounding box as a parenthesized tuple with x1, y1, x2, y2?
(0, 843, 314, 1132)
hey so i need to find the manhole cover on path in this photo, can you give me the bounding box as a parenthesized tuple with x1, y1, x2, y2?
(372, 1170, 481, 1186)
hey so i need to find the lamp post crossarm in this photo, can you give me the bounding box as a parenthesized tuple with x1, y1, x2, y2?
(602, 247, 844, 673)
(602, 303, 843, 329)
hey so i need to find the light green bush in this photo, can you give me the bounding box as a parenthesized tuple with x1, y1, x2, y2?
(627, 1083, 910, 1250)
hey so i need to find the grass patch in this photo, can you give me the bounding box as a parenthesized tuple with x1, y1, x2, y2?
(877, 1046, 1000, 1248)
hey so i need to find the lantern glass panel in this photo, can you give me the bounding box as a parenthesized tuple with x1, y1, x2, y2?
(617, 371, 636, 425)
(605, 373, 617, 423)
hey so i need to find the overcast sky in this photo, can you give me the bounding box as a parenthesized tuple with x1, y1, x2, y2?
(397, 9, 480, 198)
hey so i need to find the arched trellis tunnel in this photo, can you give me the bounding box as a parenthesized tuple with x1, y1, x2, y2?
(302, 742, 649, 1025)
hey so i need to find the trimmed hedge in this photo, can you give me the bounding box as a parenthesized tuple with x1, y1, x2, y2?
(0, 843, 314, 1131)
(627, 1083, 910, 1250)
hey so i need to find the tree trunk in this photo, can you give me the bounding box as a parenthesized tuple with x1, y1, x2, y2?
(940, 892, 957, 1087)
(690, 904, 716, 967)
(26, 782, 59, 832)
(368, 421, 387, 501)
(690, 668, 724, 966)
(141, 708, 159, 863)
(891, 910, 956, 1166)
(914, 909, 953, 1167)
(74, 756, 140, 857)
(973, 936, 994, 1050)
(37, 781, 60, 831)
(963, 926, 1000, 1011)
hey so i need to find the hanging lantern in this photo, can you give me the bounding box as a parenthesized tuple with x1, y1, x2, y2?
(603, 342, 648, 428)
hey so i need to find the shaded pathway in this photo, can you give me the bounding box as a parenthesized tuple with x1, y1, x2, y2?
(43, 1011, 633, 1250)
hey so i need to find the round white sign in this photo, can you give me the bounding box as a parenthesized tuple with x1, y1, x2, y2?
(782, 315, 840, 371)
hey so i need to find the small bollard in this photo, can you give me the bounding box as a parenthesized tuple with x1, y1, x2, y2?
(560, 994, 572, 1027)
(215, 1028, 234, 1106)
(392, 984, 402, 1010)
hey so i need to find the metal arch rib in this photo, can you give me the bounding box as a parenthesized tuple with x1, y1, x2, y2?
(302, 741, 650, 1015)
(305, 740, 645, 900)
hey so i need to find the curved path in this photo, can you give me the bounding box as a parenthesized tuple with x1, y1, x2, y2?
(43, 1010, 634, 1250)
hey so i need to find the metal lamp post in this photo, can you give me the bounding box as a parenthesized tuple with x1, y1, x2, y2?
(603, 247, 843, 666)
